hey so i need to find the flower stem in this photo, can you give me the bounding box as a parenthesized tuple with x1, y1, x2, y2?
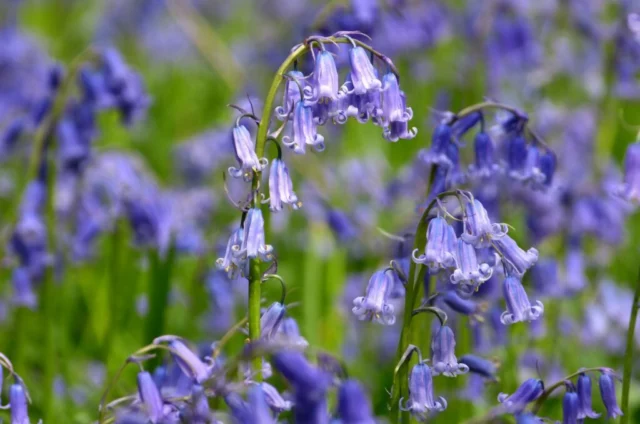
(248, 258, 263, 380)
(621, 265, 640, 424)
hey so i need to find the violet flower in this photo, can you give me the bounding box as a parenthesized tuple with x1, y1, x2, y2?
(260, 382, 292, 414)
(450, 239, 493, 289)
(275, 70, 305, 120)
(348, 46, 381, 95)
(260, 302, 286, 340)
(352, 269, 396, 325)
(400, 363, 447, 420)
(232, 208, 274, 262)
(229, 124, 267, 181)
(380, 72, 416, 141)
(562, 384, 579, 424)
(461, 197, 508, 248)
(216, 227, 245, 279)
(498, 378, 544, 414)
(501, 277, 544, 325)
(492, 235, 538, 277)
(431, 325, 469, 377)
(468, 131, 501, 179)
(304, 50, 339, 104)
(599, 371, 623, 419)
(282, 100, 325, 154)
(268, 158, 300, 211)
(336, 380, 376, 424)
(10, 383, 29, 424)
(137, 371, 165, 423)
(576, 373, 600, 419)
(412, 216, 457, 271)
(459, 355, 497, 380)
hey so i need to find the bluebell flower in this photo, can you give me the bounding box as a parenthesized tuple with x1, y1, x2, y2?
(348, 46, 381, 95)
(507, 134, 528, 180)
(10, 383, 29, 424)
(461, 197, 508, 248)
(599, 371, 623, 419)
(450, 239, 493, 289)
(216, 227, 244, 279)
(327, 208, 358, 242)
(562, 384, 579, 424)
(0, 119, 24, 155)
(501, 277, 544, 325)
(260, 382, 292, 414)
(352, 269, 395, 325)
(380, 72, 416, 141)
(229, 124, 267, 181)
(260, 302, 286, 339)
(276, 317, 308, 348)
(498, 378, 544, 414)
(565, 247, 586, 294)
(431, 325, 469, 377)
(538, 150, 556, 186)
(283, 100, 325, 154)
(275, 70, 305, 120)
(420, 123, 453, 167)
(187, 384, 211, 424)
(400, 363, 447, 420)
(530, 258, 559, 297)
(336, 380, 376, 424)
(12, 267, 37, 309)
(225, 387, 274, 424)
(412, 216, 457, 271)
(233, 208, 274, 262)
(452, 112, 482, 139)
(618, 142, 640, 201)
(459, 355, 497, 380)
(492, 235, 538, 277)
(441, 290, 484, 318)
(273, 351, 331, 424)
(137, 371, 165, 423)
(515, 413, 543, 423)
(268, 158, 300, 211)
(304, 50, 339, 105)
(468, 131, 501, 179)
(155, 336, 214, 384)
(577, 373, 600, 419)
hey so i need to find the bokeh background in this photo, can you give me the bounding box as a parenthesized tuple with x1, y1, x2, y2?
(1, 0, 640, 423)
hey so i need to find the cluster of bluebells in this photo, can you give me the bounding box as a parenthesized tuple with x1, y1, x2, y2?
(494, 368, 623, 423)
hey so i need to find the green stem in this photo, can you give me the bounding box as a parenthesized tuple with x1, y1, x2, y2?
(248, 258, 263, 380)
(144, 244, 176, 352)
(621, 265, 640, 424)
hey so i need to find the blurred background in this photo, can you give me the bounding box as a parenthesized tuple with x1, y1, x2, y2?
(1, 0, 640, 422)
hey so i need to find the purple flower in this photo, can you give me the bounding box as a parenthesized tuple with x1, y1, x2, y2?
(400, 363, 447, 420)
(458, 355, 497, 380)
(562, 386, 579, 424)
(450, 239, 493, 288)
(216, 227, 245, 279)
(137, 371, 165, 423)
(260, 382, 292, 414)
(461, 197, 508, 248)
(229, 124, 267, 181)
(352, 269, 395, 325)
(260, 302, 286, 339)
(276, 317, 308, 348)
(431, 325, 469, 377)
(275, 70, 304, 120)
(336, 380, 376, 424)
(538, 150, 556, 186)
(233, 208, 273, 262)
(468, 131, 501, 179)
(154, 336, 214, 384)
(420, 124, 453, 167)
(348, 46, 381, 95)
(577, 373, 600, 419)
(599, 371, 623, 419)
(498, 378, 544, 414)
(283, 100, 325, 154)
(501, 277, 544, 325)
(268, 158, 300, 211)
(273, 351, 331, 424)
(304, 50, 339, 104)
(618, 141, 640, 201)
(10, 383, 29, 424)
(492, 235, 538, 277)
(412, 216, 457, 271)
(380, 72, 416, 141)
(441, 290, 484, 318)
(530, 258, 559, 297)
